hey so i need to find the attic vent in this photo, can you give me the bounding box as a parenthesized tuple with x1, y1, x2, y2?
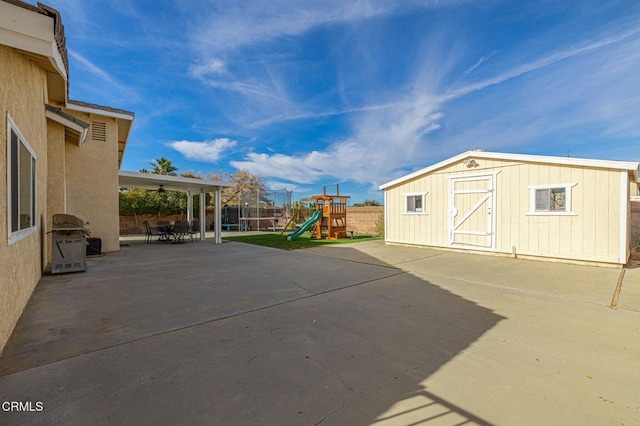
(91, 121, 107, 142)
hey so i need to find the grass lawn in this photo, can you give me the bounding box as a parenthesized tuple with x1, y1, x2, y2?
(223, 232, 379, 250)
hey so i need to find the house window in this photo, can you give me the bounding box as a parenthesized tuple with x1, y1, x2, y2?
(8, 115, 36, 243)
(528, 183, 577, 215)
(405, 193, 426, 214)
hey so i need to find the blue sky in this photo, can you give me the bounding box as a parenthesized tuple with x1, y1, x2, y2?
(46, 0, 640, 203)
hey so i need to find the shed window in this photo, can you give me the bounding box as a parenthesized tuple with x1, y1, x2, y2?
(535, 187, 565, 211)
(8, 115, 37, 244)
(405, 193, 426, 214)
(528, 183, 577, 215)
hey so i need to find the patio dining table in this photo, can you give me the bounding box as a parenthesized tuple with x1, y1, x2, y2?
(157, 221, 190, 243)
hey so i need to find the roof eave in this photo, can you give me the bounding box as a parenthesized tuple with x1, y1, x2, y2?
(379, 151, 640, 190)
(0, 1, 69, 102)
(45, 104, 89, 144)
(66, 100, 135, 168)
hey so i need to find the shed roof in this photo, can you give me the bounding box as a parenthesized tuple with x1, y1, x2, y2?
(379, 151, 640, 190)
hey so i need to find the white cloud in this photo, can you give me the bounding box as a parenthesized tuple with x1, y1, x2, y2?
(190, 0, 457, 55)
(169, 138, 237, 162)
(228, 21, 640, 188)
(264, 180, 302, 192)
(445, 25, 640, 102)
(462, 51, 496, 78)
(189, 58, 227, 78)
(231, 94, 446, 187)
(68, 50, 140, 102)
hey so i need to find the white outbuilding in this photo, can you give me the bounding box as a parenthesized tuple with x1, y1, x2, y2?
(379, 151, 640, 266)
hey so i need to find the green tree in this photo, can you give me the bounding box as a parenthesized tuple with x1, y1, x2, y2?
(206, 169, 266, 206)
(119, 164, 265, 216)
(353, 199, 381, 207)
(119, 188, 187, 215)
(120, 157, 185, 216)
(149, 157, 178, 175)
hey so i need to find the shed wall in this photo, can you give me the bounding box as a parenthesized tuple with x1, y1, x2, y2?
(385, 158, 624, 264)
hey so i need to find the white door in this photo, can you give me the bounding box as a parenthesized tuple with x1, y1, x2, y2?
(448, 174, 496, 249)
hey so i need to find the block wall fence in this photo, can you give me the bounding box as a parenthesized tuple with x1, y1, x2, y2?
(119, 206, 384, 236)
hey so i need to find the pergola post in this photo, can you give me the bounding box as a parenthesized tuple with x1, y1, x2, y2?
(187, 191, 193, 223)
(215, 188, 222, 244)
(199, 191, 206, 241)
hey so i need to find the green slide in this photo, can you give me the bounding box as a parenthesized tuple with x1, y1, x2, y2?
(287, 210, 323, 241)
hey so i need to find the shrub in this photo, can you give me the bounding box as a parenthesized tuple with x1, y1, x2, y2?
(374, 214, 384, 238)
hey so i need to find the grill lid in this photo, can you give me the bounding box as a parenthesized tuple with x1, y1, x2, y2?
(52, 214, 86, 231)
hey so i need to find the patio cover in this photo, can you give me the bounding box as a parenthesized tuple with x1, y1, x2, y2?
(118, 171, 233, 243)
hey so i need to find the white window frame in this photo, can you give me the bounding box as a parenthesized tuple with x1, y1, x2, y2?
(7, 114, 37, 244)
(527, 183, 577, 216)
(404, 192, 427, 214)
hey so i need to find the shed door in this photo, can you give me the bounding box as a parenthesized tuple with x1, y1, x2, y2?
(448, 174, 496, 249)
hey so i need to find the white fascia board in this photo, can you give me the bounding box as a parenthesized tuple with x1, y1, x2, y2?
(0, 2, 67, 80)
(471, 151, 640, 172)
(119, 171, 234, 192)
(379, 152, 471, 190)
(379, 150, 640, 190)
(66, 103, 134, 121)
(45, 108, 89, 144)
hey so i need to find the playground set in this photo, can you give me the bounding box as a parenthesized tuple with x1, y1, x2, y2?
(217, 185, 352, 241)
(286, 185, 351, 241)
(222, 188, 293, 232)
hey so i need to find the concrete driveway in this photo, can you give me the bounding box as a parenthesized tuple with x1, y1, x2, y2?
(0, 238, 638, 425)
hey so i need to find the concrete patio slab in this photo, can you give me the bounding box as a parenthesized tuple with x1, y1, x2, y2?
(1, 238, 639, 425)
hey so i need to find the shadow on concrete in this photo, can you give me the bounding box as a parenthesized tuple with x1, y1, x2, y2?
(0, 239, 503, 425)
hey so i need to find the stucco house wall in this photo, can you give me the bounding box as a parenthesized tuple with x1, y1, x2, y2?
(1, 0, 134, 354)
(0, 43, 50, 352)
(381, 152, 638, 266)
(45, 119, 65, 263)
(63, 111, 121, 252)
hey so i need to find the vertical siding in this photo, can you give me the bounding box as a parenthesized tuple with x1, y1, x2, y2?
(384, 157, 624, 264)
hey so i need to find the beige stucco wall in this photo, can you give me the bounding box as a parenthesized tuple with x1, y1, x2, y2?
(0, 45, 49, 353)
(62, 111, 120, 252)
(384, 157, 626, 265)
(46, 119, 66, 263)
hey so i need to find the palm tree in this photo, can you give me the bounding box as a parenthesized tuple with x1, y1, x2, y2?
(149, 157, 178, 175)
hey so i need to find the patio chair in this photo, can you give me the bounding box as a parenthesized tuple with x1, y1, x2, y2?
(156, 220, 172, 242)
(142, 220, 163, 244)
(173, 220, 190, 243)
(187, 219, 199, 241)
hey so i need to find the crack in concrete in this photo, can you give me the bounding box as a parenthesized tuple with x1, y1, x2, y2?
(314, 356, 448, 425)
(313, 361, 354, 426)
